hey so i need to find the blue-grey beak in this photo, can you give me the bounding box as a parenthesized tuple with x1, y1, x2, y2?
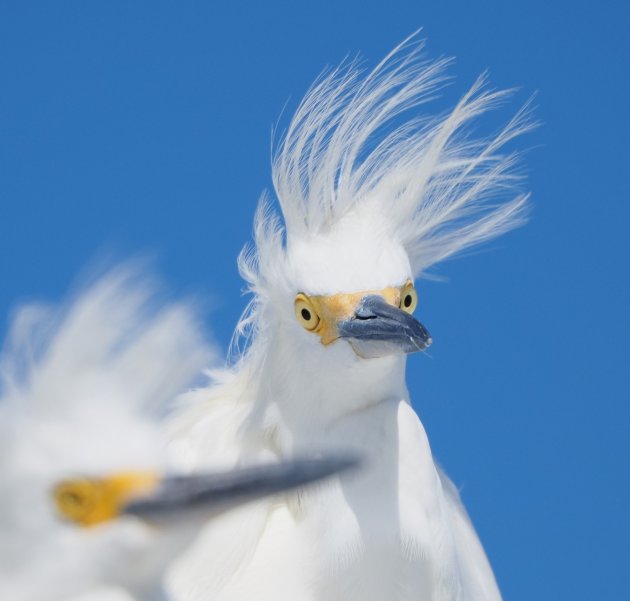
(338, 295, 432, 359)
(123, 454, 360, 522)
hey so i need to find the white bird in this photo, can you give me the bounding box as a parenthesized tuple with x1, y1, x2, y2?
(0, 265, 357, 601)
(167, 36, 532, 601)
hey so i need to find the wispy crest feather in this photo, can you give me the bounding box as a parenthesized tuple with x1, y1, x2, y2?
(0, 263, 212, 416)
(271, 34, 533, 273)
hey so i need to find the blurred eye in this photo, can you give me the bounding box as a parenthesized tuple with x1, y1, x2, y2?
(53, 479, 100, 524)
(294, 294, 320, 331)
(400, 283, 418, 314)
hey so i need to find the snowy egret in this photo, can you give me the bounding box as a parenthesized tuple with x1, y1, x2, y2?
(0, 265, 358, 601)
(168, 36, 532, 601)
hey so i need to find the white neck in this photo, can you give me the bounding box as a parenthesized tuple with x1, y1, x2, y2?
(246, 328, 410, 451)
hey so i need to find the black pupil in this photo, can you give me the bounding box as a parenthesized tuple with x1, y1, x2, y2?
(65, 491, 84, 506)
(404, 294, 412, 308)
(301, 308, 312, 321)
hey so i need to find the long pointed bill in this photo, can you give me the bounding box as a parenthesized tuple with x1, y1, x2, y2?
(337, 295, 432, 359)
(122, 455, 360, 522)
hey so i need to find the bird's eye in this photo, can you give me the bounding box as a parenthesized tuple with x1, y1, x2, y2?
(294, 294, 320, 331)
(53, 479, 100, 523)
(400, 283, 418, 314)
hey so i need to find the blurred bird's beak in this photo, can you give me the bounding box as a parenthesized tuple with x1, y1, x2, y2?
(123, 455, 358, 523)
(53, 455, 359, 527)
(338, 295, 432, 359)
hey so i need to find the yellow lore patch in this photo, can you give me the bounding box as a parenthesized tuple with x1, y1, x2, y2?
(294, 281, 416, 345)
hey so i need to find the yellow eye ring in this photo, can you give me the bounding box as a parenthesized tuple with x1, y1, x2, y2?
(294, 294, 320, 331)
(400, 283, 418, 314)
(53, 479, 100, 523)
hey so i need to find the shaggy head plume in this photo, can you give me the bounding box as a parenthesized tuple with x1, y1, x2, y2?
(232, 35, 533, 358)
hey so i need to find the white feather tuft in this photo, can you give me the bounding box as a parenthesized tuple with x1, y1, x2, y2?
(268, 34, 534, 275)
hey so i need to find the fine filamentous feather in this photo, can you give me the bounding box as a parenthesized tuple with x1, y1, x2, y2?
(0, 264, 212, 601)
(270, 34, 533, 276)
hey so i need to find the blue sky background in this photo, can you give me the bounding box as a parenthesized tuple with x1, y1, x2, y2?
(1, 2, 628, 599)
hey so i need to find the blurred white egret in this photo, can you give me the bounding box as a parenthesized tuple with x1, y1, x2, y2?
(168, 36, 532, 601)
(0, 265, 357, 601)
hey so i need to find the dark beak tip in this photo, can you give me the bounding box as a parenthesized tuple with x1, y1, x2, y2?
(418, 330, 432, 349)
